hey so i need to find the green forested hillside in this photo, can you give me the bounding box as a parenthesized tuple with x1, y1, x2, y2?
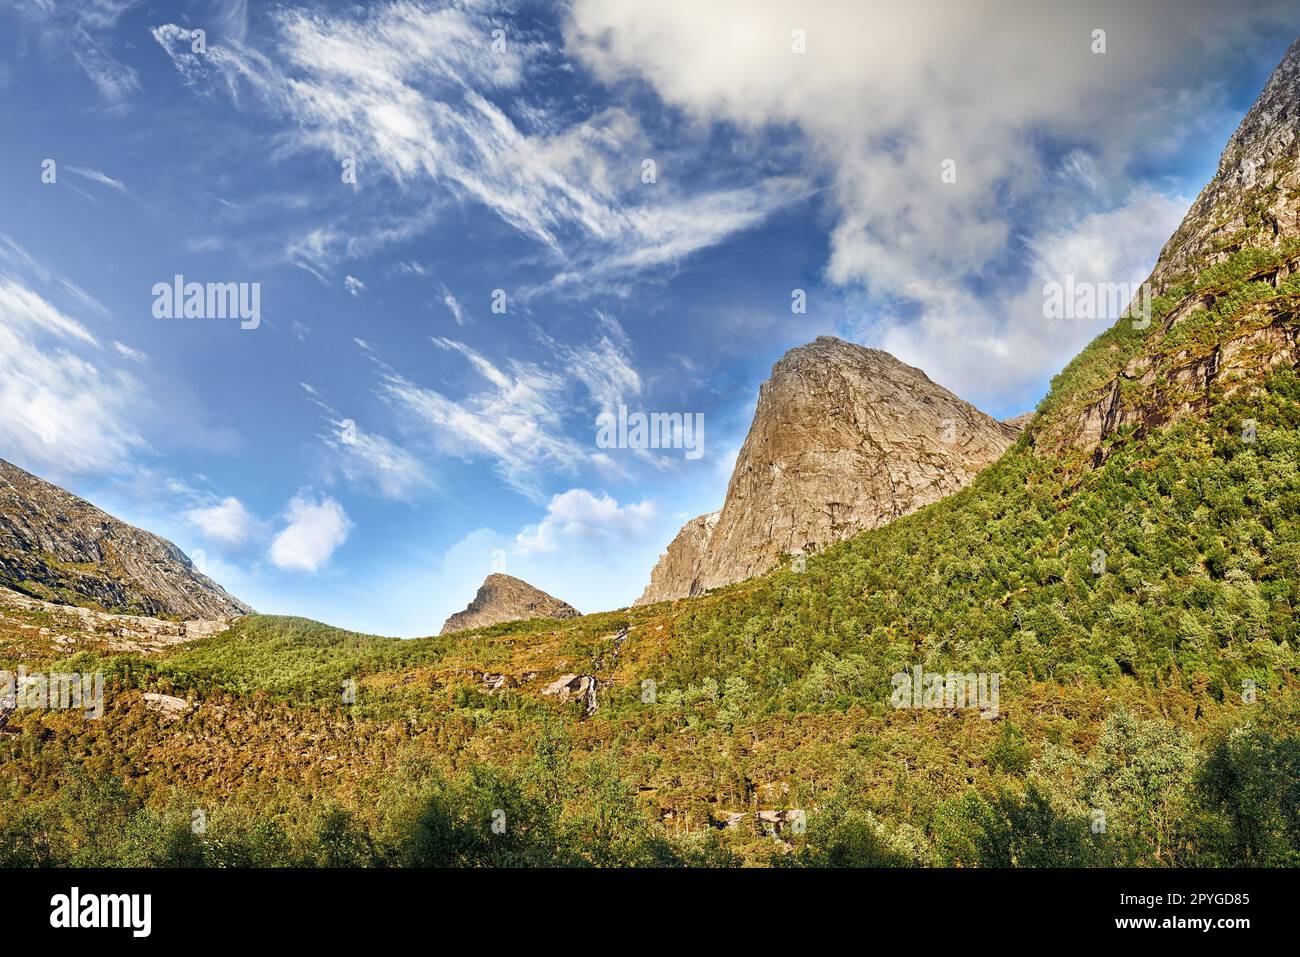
(2, 246, 1298, 867)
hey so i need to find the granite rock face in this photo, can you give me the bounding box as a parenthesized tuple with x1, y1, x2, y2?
(635, 510, 720, 606)
(0, 458, 251, 619)
(440, 573, 579, 635)
(637, 337, 1019, 603)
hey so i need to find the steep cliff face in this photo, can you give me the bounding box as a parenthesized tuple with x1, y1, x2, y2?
(0, 458, 251, 619)
(440, 573, 579, 635)
(1039, 38, 1300, 464)
(637, 337, 1019, 603)
(635, 510, 720, 605)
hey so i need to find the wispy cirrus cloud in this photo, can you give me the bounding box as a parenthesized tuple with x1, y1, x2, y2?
(112, 341, 148, 363)
(149, 1, 804, 282)
(0, 276, 147, 479)
(537, 311, 640, 414)
(10, 0, 143, 106)
(66, 166, 127, 193)
(0, 236, 244, 491)
(301, 382, 435, 502)
(379, 337, 584, 501)
(371, 312, 651, 501)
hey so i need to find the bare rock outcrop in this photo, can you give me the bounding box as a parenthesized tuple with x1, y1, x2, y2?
(0, 585, 237, 653)
(541, 673, 598, 715)
(635, 510, 720, 605)
(0, 458, 251, 620)
(142, 692, 195, 718)
(440, 573, 579, 635)
(638, 337, 1019, 602)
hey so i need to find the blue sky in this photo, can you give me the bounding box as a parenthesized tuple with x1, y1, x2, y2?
(1, 0, 1297, 636)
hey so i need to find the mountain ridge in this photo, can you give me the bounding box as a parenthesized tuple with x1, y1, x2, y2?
(0, 457, 251, 620)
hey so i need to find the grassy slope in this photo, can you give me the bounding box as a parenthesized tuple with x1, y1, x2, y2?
(2, 250, 1298, 866)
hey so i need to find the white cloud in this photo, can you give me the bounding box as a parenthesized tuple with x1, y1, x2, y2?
(269, 491, 353, 572)
(866, 188, 1189, 407)
(11, 1, 142, 106)
(567, 0, 1290, 288)
(541, 311, 641, 414)
(437, 283, 466, 325)
(0, 276, 146, 479)
(208, 0, 250, 44)
(565, 0, 1300, 405)
(344, 275, 366, 297)
(379, 337, 586, 500)
(112, 340, 148, 362)
(0, 278, 99, 347)
(286, 227, 340, 282)
(66, 166, 127, 192)
(515, 488, 657, 554)
(366, 314, 649, 499)
(150, 2, 802, 279)
(323, 418, 434, 501)
(300, 383, 434, 501)
(184, 496, 257, 547)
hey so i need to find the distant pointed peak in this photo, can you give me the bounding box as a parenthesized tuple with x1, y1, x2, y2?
(440, 573, 579, 636)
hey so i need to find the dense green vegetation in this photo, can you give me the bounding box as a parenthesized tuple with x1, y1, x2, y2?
(2, 704, 1296, 867)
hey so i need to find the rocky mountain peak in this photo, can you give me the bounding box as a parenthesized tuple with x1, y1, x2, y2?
(440, 573, 579, 635)
(1151, 37, 1300, 288)
(636, 337, 1019, 603)
(0, 458, 251, 619)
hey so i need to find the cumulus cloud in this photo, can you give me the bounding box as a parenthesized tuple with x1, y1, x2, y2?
(566, 0, 1300, 406)
(269, 491, 352, 572)
(184, 496, 257, 547)
(868, 188, 1190, 407)
(515, 488, 657, 554)
(568, 0, 1291, 288)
